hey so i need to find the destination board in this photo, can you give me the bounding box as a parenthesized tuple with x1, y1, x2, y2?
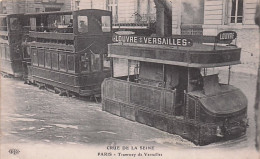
(112, 34, 193, 47)
(216, 31, 237, 41)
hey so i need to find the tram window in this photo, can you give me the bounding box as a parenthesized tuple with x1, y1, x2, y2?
(31, 48, 38, 66)
(91, 53, 101, 72)
(80, 54, 90, 73)
(59, 53, 67, 71)
(101, 16, 111, 32)
(23, 46, 30, 59)
(30, 18, 36, 31)
(0, 17, 7, 31)
(103, 54, 110, 70)
(67, 55, 75, 72)
(38, 49, 45, 67)
(78, 16, 88, 33)
(10, 18, 21, 31)
(66, 40, 74, 45)
(52, 53, 58, 70)
(45, 50, 51, 68)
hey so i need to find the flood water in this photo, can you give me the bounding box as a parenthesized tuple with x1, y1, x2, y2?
(0, 68, 258, 159)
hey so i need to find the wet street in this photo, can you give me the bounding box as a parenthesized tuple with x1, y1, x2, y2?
(0, 70, 259, 159)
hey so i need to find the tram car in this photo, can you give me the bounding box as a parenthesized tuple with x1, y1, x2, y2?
(102, 33, 248, 145)
(0, 13, 27, 77)
(24, 9, 112, 96)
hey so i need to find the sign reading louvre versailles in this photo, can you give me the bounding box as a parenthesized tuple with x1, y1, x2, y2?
(112, 34, 193, 47)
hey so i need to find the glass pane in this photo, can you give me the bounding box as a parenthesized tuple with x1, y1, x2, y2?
(231, 0, 236, 17)
(45, 51, 51, 68)
(237, 0, 243, 16)
(32, 48, 38, 66)
(10, 18, 21, 31)
(231, 17, 235, 23)
(52, 52, 58, 70)
(0, 17, 7, 31)
(59, 53, 66, 71)
(102, 16, 111, 32)
(38, 49, 45, 67)
(81, 54, 90, 72)
(103, 54, 110, 70)
(78, 16, 88, 33)
(237, 16, 243, 23)
(91, 53, 101, 72)
(108, 0, 113, 4)
(30, 18, 36, 31)
(67, 55, 75, 71)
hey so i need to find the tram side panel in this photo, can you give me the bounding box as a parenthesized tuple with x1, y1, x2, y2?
(0, 33, 24, 77)
(102, 77, 203, 145)
(27, 40, 110, 96)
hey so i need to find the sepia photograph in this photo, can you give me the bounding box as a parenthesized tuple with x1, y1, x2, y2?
(0, 0, 259, 159)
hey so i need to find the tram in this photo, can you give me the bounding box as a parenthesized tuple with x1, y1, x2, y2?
(0, 13, 27, 77)
(102, 33, 248, 145)
(25, 9, 112, 96)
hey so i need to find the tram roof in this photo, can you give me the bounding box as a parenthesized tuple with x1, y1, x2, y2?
(24, 9, 111, 16)
(0, 13, 24, 17)
(108, 43, 242, 68)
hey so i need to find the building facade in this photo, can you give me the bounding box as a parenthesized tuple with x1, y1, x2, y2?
(72, 0, 156, 25)
(172, 0, 259, 70)
(0, 0, 72, 14)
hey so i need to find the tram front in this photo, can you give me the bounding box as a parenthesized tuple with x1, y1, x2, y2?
(185, 67, 248, 144)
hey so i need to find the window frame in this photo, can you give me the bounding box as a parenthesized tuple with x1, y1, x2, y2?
(101, 16, 111, 32)
(227, 0, 244, 25)
(77, 15, 89, 34)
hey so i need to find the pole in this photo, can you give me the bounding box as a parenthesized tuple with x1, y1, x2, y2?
(228, 65, 231, 85)
(162, 64, 165, 87)
(254, 3, 260, 150)
(127, 59, 130, 81)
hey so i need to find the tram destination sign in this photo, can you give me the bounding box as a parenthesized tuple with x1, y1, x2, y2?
(216, 31, 237, 41)
(112, 34, 193, 47)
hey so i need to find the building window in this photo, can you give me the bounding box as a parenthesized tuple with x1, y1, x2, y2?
(35, 8, 40, 12)
(75, 0, 80, 10)
(101, 16, 111, 32)
(107, 0, 118, 23)
(230, 0, 243, 24)
(34, 0, 42, 3)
